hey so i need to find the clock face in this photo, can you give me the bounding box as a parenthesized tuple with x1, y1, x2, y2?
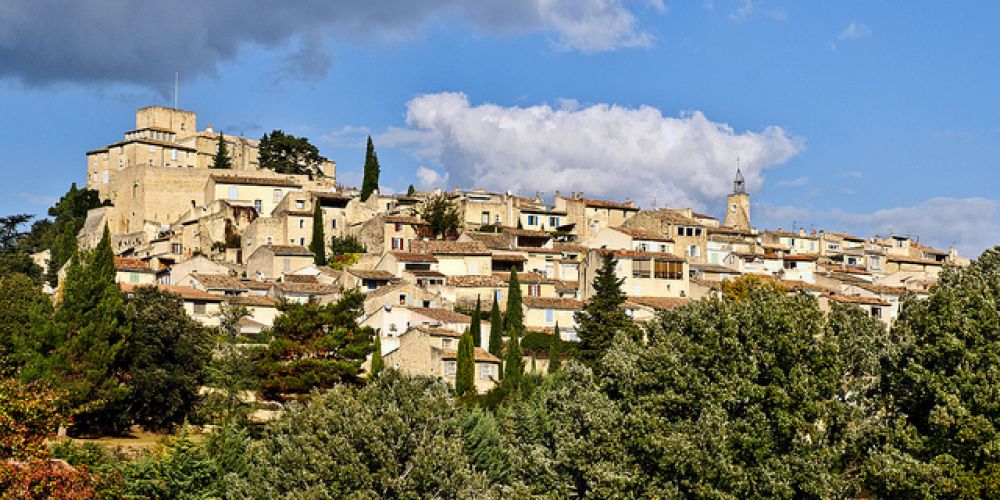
(730, 203, 737, 213)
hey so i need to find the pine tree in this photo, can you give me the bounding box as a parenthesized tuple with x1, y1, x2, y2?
(406, 184, 416, 196)
(370, 334, 384, 379)
(360, 135, 381, 202)
(55, 226, 129, 434)
(470, 295, 482, 348)
(211, 132, 232, 169)
(574, 252, 638, 369)
(548, 323, 562, 373)
(456, 329, 475, 396)
(309, 204, 326, 265)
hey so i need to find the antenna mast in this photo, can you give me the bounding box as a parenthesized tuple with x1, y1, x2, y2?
(174, 72, 179, 110)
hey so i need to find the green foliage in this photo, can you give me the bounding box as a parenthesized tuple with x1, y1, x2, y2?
(121, 286, 213, 431)
(258, 130, 325, 178)
(460, 407, 511, 483)
(0, 273, 58, 375)
(420, 193, 462, 240)
(866, 248, 1000, 497)
(471, 295, 482, 348)
(369, 334, 384, 379)
(211, 132, 232, 169)
(574, 252, 637, 368)
(503, 270, 524, 387)
(721, 273, 786, 301)
(360, 135, 381, 201)
(488, 298, 504, 366)
(456, 329, 476, 397)
(406, 184, 416, 196)
(548, 324, 563, 373)
(504, 269, 524, 336)
(256, 292, 375, 399)
(329, 234, 365, 255)
(118, 429, 220, 499)
(54, 227, 130, 435)
(228, 370, 492, 497)
(45, 183, 105, 285)
(202, 305, 259, 425)
(309, 204, 326, 266)
(0, 378, 66, 461)
(0, 214, 43, 282)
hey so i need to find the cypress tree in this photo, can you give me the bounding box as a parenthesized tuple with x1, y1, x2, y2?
(456, 328, 475, 396)
(503, 270, 525, 386)
(309, 204, 326, 265)
(548, 323, 562, 373)
(55, 226, 129, 434)
(574, 252, 638, 369)
(470, 295, 482, 347)
(360, 135, 381, 202)
(370, 334, 384, 379)
(211, 132, 232, 169)
(488, 298, 504, 378)
(503, 324, 523, 388)
(504, 269, 523, 335)
(406, 184, 416, 196)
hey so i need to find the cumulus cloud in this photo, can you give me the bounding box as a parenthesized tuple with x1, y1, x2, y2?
(756, 197, 1000, 258)
(416, 166, 449, 188)
(380, 92, 804, 210)
(838, 22, 872, 40)
(775, 176, 810, 188)
(0, 0, 656, 90)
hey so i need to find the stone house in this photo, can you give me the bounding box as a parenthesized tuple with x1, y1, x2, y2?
(586, 226, 675, 254)
(246, 245, 314, 281)
(581, 249, 689, 300)
(622, 208, 708, 264)
(224, 295, 280, 328)
(410, 240, 492, 277)
(522, 297, 582, 338)
(168, 255, 236, 284)
(354, 214, 428, 254)
(114, 257, 167, 285)
(381, 326, 501, 394)
(120, 283, 224, 327)
(554, 193, 639, 241)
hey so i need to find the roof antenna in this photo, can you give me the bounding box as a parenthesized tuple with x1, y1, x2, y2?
(174, 72, 179, 110)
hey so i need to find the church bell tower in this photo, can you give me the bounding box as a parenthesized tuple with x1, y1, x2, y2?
(724, 167, 751, 231)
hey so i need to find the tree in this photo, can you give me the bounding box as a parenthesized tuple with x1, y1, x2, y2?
(503, 269, 525, 385)
(867, 248, 1000, 497)
(256, 291, 375, 399)
(258, 130, 325, 178)
(45, 183, 105, 285)
(420, 193, 461, 240)
(0, 214, 42, 281)
(309, 204, 326, 266)
(460, 407, 512, 484)
(504, 328, 524, 389)
(211, 132, 232, 169)
(54, 227, 130, 435)
(548, 323, 562, 373)
(488, 298, 503, 354)
(228, 371, 491, 497)
(369, 335, 384, 379)
(0, 273, 58, 376)
(406, 184, 416, 196)
(574, 252, 637, 368)
(456, 329, 475, 397)
(470, 295, 482, 348)
(360, 135, 381, 202)
(328, 234, 365, 270)
(203, 304, 258, 425)
(121, 286, 214, 431)
(505, 270, 524, 337)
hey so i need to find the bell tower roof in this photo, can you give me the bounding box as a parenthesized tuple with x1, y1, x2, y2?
(732, 167, 747, 195)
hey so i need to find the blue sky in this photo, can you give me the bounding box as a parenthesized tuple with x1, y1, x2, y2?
(1, 1, 998, 255)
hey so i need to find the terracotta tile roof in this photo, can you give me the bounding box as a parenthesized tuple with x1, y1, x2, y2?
(853, 283, 908, 295)
(709, 225, 754, 236)
(411, 240, 491, 256)
(447, 275, 507, 287)
(406, 270, 446, 278)
(364, 281, 409, 300)
(612, 226, 673, 242)
(417, 327, 464, 338)
(283, 274, 319, 283)
(886, 254, 943, 266)
(210, 174, 302, 188)
(226, 295, 278, 307)
(552, 243, 587, 254)
(515, 246, 562, 254)
(389, 251, 438, 263)
(440, 347, 502, 363)
(505, 228, 552, 238)
(463, 232, 513, 250)
(282, 210, 313, 217)
(312, 192, 353, 201)
(522, 297, 583, 310)
(822, 293, 889, 306)
(690, 263, 739, 274)
(241, 280, 273, 290)
(783, 254, 819, 262)
(818, 263, 870, 275)
(265, 245, 313, 257)
(691, 211, 717, 220)
(579, 198, 638, 210)
(115, 257, 155, 273)
(823, 232, 865, 242)
(623, 296, 689, 310)
(555, 280, 579, 292)
(190, 273, 246, 290)
(641, 208, 698, 226)
(384, 215, 429, 225)
(347, 269, 397, 281)
(410, 307, 472, 323)
(823, 271, 872, 285)
(274, 282, 339, 294)
(603, 249, 686, 262)
(120, 283, 224, 302)
(491, 252, 528, 262)
(494, 271, 555, 284)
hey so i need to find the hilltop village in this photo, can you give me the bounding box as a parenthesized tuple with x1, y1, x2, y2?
(51, 106, 968, 394)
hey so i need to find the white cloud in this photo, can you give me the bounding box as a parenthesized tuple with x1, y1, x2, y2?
(840, 170, 863, 178)
(775, 176, 810, 188)
(321, 125, 371, 149)
(728, 0, 786, 23)
(756, 197, 1000, 258)
(838, 22, 872, 41)
(416, 165, 449, 188)
(16, 192, 57, 207)
(381, 92, 804, 210)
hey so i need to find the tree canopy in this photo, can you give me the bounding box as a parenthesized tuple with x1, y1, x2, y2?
(420, 193, 461, 240)
(211, 132, 232, 169)
(258, 130, 325, 178)
(573, 251, 637, 368)
(360, 135, 381, 202)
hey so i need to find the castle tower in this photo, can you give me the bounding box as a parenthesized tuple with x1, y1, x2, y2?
(724, 167, 751, 231)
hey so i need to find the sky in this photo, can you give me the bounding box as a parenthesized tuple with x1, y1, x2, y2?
(1, 1, 999, 256)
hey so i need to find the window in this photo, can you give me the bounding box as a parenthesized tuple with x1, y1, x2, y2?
(273, 189, 282, 203)
(254, 200, 262, 213)
(170, 149, 178, 161)
(482, 212, 490, 224)
(528, 284, 541, 296)
(545, 309, 554, 323)
(298, 219, 305, 229)
(784, 260, 798, 270)
(442, 338, 454, 349)
(550, 217, 559, 227)
(229, 187, 238, 200)
(266, 236, 273, 245)
(443, 360, 457, 377)
(632, 259, 651, 278)
(149, 145, 156, 152)
(398, 294, 407, 305)
(479, 364, 496, 380)
(296, 200, 305, 209)
(528, 215, 539, 226)
(299, 237, 305, 246)
(654, 259, 683, 279)
(193, 302, 206, 315)
(495, 214, 501, 224)
(687, 245, 700, 257)
(148, 159, 153, 166)
(172, 243, 182, 254)
(331, 219, 337, 229)
(129, 272, 139, 284)
(102, 171, 109, 184)
(871, 307, 882, 319)
(494, 290, 503, 302)
(660, 244, 669, 252)
(394, 223, 403, 232)
(391, 237, 404, 250)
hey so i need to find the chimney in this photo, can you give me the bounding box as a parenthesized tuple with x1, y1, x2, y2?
(206, 124, 214, 133)
(798, 228, 806, 237)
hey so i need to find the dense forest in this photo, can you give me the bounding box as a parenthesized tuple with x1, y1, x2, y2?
(2, 195, 999, 497)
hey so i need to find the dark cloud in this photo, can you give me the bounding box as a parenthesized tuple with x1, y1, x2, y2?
(0, 0, 654, 91)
